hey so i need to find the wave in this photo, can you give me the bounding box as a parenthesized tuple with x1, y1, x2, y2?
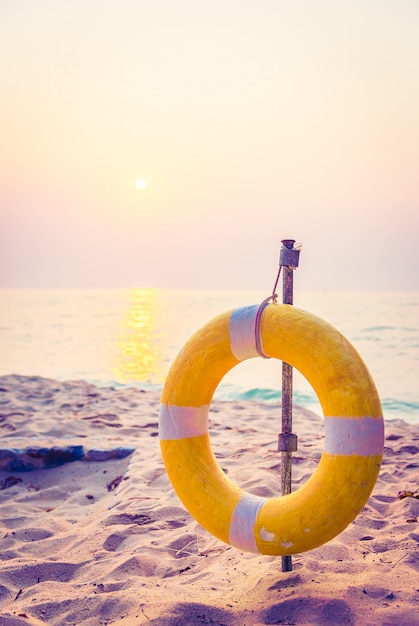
(214, 384, 321, 408)
(214, 384, 419, 423)
(83, 379, 419, 425)
(381, 397, 419, 414)
(362, 325, 417, 333)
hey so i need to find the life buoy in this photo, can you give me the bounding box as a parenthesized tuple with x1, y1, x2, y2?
(159, 304, 384, 556)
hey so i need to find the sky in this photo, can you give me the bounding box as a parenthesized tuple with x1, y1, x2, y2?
(1, 0, 418, 291)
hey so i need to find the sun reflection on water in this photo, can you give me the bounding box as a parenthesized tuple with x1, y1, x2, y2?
(113, 289, 167, 385)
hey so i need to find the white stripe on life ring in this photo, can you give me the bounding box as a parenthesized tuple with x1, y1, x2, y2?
(325, 416, 384, 456)
(229, 305, 259, 361)
(229, 493, 267, 553)
(159, 404, 209, 440)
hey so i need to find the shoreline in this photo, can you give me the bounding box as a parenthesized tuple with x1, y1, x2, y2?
(0, 374, 418, 625)
(1, 372, 417, 427)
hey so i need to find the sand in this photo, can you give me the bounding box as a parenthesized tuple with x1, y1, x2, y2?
(0, 374, 417, 626)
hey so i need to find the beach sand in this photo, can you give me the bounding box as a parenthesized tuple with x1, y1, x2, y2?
(0, 374, 417, 625)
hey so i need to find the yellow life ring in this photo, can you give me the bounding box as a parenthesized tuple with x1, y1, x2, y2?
(159, 304, 384, 556)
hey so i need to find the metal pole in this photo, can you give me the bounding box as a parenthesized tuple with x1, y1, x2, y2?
(278, 239, 300, 572)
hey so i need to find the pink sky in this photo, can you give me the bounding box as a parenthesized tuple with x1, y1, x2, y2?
(1, 0, 418, 290)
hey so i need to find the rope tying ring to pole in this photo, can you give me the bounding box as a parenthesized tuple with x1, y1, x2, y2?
(254, 242, 302, 359)
(254, 269, 281, 358)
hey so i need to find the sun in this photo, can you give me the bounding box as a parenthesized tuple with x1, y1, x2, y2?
(135, 178, 147, 191)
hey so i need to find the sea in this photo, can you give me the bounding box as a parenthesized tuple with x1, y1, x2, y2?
(0, 289, 418, 425)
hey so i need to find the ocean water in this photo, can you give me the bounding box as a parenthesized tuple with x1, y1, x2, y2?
(0, 288, 418, 425)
